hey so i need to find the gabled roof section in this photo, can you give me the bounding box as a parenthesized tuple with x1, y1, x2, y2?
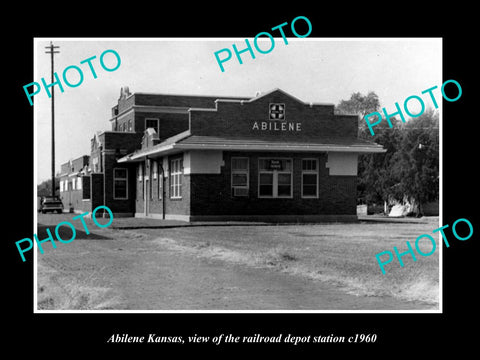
(218, 88, 335, 107)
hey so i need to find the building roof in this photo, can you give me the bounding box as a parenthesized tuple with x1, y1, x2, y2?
(117, 132, 385, 163)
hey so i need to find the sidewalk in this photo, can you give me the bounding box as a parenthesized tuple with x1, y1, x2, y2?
(110, 215, 439, 229)
(357, 215, 439, 224)
(39, 212, 438, 230)
(110, 217, 271, 230)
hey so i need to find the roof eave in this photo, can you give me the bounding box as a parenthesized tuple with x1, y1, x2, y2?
(175, 143, 386, 153)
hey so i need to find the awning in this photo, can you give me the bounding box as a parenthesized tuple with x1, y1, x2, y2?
(117, 132, 385, 163)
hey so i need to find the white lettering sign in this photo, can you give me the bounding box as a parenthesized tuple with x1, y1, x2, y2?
(252, 121, 301, 131)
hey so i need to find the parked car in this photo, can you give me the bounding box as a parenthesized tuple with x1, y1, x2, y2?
(40, 196, 64, 214)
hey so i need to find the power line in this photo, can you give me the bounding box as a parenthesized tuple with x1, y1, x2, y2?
(45, 41, 60, 198)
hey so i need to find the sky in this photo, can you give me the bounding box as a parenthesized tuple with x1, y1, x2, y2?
(34, 38, 442, 184)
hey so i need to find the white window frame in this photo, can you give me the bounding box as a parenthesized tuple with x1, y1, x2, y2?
(231, 157, 249, 197)
(301, 158, 319, 198)
(145, 118, 159, 134)
(258, 158, 293, 199)
(113, 168, 128, 200)
(77, 177, 82, 190)
(71, 178, 76, 190)
(170, 158, 183, 199)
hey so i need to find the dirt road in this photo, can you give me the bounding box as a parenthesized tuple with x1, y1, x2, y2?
(36, 215, 435, 311)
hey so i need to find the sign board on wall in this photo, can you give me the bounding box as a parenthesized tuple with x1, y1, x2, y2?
(252, 103, 302, 132)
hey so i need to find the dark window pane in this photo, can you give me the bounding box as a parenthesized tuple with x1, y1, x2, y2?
(114, 168, 127, 178)
(114, 180, 127, 198)
(303, 184, 317, 196)
(278, 185, 291, 196)
(259, 173, 273, 184)
(303, 174, 317, 185)
(232, 158, 248, 170)
(278, 173, 291, 185)
(232, 174, 247, 186)
(259, 185, 273, 197)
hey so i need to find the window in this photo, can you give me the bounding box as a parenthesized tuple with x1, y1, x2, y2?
(302, 159, 318, 198)
(145, 118, 159, 134)
(170, 158, 183, 199)
(258, 159, 292, 198)
(60, 180, 64, 192)
(71, 178, 76, 190)
(231, 157, 249, 196)
(76, 177, 82, 190)
(113, 168, 128, 199)
(128, 119, 132, 132)
(138, 163, 143, 181)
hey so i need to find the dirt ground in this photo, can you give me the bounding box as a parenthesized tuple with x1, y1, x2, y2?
(36, 213, 438, 311)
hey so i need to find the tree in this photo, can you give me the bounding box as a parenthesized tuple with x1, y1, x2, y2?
(389, 108, 439, 215)
(335, 91, 381, 138)
(335, 91, 398, 208)
(335, 92, 439, 216)
(356, 117, 403, 206)
(37, 177, 60, 197)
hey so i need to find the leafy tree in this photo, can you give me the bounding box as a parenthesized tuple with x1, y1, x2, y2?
(389, 108, 439, 215)
(335, 91, 395, 206)
(335, 91, 381, 138)
(37, 177, 60, 197)
(335, 92, 439, 216)
(357, 118, 403, 206)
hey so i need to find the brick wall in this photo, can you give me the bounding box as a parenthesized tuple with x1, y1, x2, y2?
(133, 93, 244, 109)
(117, 93, 135, 114)
(91, 173, 104, 210)
(190, 151, 357, 216)
(60, 155, 89, 175)
(134, 155, 190, 217)
(59, 176, 92, 213)
(101, 131, 143, 153)
(103, 153, 136, 215)
(134, 112, 189, 141)
(190, 90, 358, 140)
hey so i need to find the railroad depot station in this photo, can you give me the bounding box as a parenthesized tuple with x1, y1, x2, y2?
(59, 87, 385, 222)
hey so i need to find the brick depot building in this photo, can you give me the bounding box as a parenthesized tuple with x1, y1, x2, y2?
(59, 87, 385, 222)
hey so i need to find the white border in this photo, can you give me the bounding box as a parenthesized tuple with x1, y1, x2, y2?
(33, 37, 442, 314)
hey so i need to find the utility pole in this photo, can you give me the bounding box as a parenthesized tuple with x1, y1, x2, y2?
(45, 42, 60, 198)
